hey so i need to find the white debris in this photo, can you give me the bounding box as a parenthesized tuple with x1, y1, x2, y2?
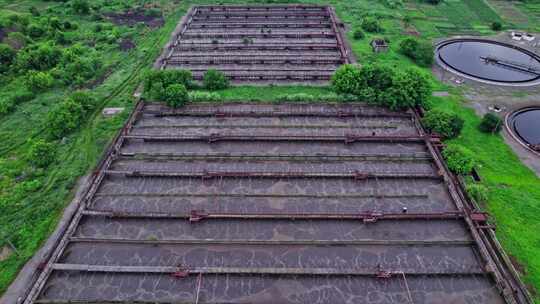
(102, 107, 125, 117)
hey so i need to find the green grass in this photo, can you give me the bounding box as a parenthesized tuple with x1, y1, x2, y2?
(1, 0, 540, 302)
(432, 95, 540, 300)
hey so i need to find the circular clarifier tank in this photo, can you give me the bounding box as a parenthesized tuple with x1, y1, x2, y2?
(507, 107, 540, 153)
(436, 39, 540, 85)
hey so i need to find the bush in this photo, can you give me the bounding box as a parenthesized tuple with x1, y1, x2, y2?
(55, 44, 101, 86)
(46, 98, 84, 139)
(466, 183, 489, 203)
(353, 29, 365, 40)
(164, 84, 188, 108)
(399, 37, 434, 67)
(386, 68, 432, 110)
(69, 91, 97, 114)
(422, 109, 464, 139)
(188, 91, 222, 102)
(361, 17, 383, 33)
(479, 113, 503, 133)
(331, 64, 363, 95)
(0, 44, 16, 73)
(443, 144, 476, 175)
(72, 0, 90, 14)
(203, 69, 230, 90)
(491, 21, 502, 31)
(16, 42, 62, 71)
(26, 23, 46, 38)
(25, 71, 54, 92)
(27, 139, 55, 168)
(143, 69, 193, 100)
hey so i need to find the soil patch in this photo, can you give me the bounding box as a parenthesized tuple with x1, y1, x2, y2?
(105, 9, 164, 29)
(509, 254, 526, 275)
(119, 38, 136, 51)
(0, 245, 13, 262)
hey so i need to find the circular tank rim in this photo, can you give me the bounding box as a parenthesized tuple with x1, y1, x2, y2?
(505, 106, 540, 156)
(435, 38, 540, 87)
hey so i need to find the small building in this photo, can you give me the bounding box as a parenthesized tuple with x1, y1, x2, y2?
(371, 38, 389, 53)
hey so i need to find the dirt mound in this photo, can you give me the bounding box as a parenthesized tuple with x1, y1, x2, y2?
(119, 38, 136, 51)
(105, 9, 164, 28)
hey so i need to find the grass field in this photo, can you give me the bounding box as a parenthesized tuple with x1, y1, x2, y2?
(1, 0, 540, 302)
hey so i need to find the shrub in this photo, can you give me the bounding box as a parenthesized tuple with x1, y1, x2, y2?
(479, 113, 503, 133)
(69, 91, 97, 114)
(386, 68, 432, 110)
(203, 69, 230, 90)
(425, 0, 441, 4)
(143, 69, 193, 100)
(356, 64, 396, 104)
(16, 42, 62, 71)
(46, 98, 84, 138)
(27, 23, 47, 38)
(164, 84, 188, 108)
(188, 91, 221, 102)
(72, 0, 90, 14)
(25, 71, 54, 92)
(399, 37, 434, 67)
(0, 44, 16, 73)
(55, 44, 101, 86)
(361, 17, 383, 33)
(422, 109, 464, 139)
(467, 183, 489, 203)
(331, 64, 363, 95)
(353, 29, 365, 40)
(491, 21, 502, 31)
(27, 139, 55, 168)
(443, 144, 476, 175)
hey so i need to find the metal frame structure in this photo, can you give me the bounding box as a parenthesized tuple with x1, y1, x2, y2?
(155, 5, 355, 84)
(14, 101, 533, 304)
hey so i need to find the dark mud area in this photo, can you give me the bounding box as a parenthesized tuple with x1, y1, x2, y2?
(105, 9, 164, 28)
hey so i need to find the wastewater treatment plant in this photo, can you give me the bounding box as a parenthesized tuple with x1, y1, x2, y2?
(1, 1, 540, 304)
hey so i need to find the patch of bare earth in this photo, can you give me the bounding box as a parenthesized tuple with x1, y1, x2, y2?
(0, 245, 13, 262)
(105, 9, 164, 29)
(119, 38, 136, 51)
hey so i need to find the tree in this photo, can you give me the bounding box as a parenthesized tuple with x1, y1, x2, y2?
(443, 144, 476, 175)
(479, 113, 503, 133)
(25, 71, 54, 92)
(0, 44, 16, 73)
(422, 109, 464, 139)
(46, 98, 83, 138)
(143, 69, 193, 100)
(16, 42, 62, 71)
(72, 0, 90, 14)
(361, 17, 383, 33)
(399, 37, 434, 67)
(491, 21, 502, 31)
(387, 68, 432, 110)
(164, 84, 188, 108)
(331, 64, 363, 96)
(69, 91, 97, 114)
(353, 29, 365, 40)
(203, 69, 230, 90)
(27, 139, 55, 168)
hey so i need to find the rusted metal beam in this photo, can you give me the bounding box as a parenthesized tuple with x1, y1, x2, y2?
(149, 109, 411, 118)
(173, 44, 339, 52)
(119, 152, 433, 161)
(50, 263, 484, 276)
(123, 134, 425, 143)
(189, 22, 332, 29)
(68, 237, 475, 247)
(104, 169, 440, 180)
(81, 210, 464, 222)
(93, 192, 430, 199)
